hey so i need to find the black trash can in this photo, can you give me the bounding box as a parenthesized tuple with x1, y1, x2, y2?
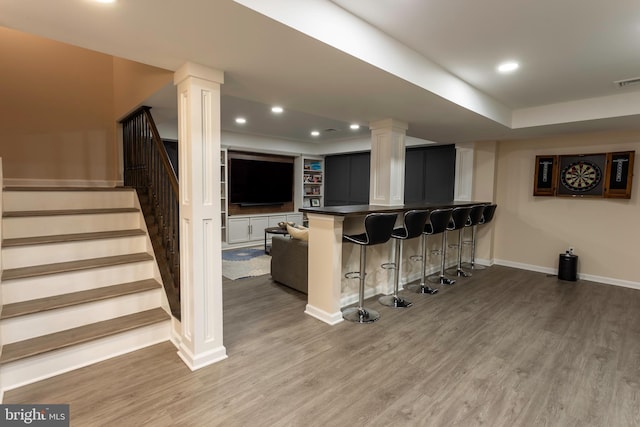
(558, 252, 578, 281)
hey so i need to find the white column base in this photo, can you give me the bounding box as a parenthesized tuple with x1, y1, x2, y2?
(177, 344, 228, 371)
(304, 304, 343, 325)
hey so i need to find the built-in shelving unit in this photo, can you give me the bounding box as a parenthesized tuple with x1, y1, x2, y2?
(221, 148, 228, 242)
(302, 157, 324, 208)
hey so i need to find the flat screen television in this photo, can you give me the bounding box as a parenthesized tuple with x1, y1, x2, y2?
(229, 158, 294, 206)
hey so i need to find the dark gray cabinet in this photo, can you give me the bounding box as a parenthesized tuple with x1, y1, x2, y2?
(325, 145, 455, 206)
(405, 145, 455, 203)
(325, 152, 370, 206)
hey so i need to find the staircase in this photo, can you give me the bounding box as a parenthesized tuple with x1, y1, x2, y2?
(0, 187, 172, 396)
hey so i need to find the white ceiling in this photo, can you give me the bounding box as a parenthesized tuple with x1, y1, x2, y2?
(2, 0, 640, 144)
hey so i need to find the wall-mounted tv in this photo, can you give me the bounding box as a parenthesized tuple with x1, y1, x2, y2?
(229, 158, 294, 206)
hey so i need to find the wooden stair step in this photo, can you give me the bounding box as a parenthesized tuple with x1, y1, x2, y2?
(2, 229, 146, 248)
(0, 308, 169, 365)
(3, 187, 133, 192)
(3, 207, 138, 218)
(0, 279, 162, 320)
(2, 253, 154, 281)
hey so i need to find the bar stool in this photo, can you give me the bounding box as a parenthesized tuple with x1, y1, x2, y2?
(443, 206, 473, 278)
(422, 208, 455, 286)
(463, 204, 497, 271)
(379, 209, 430, 308)
(459, 204, 488, 271)
(343, 212, 398, 323)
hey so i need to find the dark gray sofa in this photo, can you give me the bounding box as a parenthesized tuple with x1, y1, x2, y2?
(270, 235, 308, 294)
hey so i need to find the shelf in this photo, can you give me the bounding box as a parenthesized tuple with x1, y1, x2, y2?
(302, 157, 324, 208)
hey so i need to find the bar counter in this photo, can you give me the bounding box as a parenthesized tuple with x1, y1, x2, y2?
(300, 201, 482, 217)
(300, 201, 489, 325)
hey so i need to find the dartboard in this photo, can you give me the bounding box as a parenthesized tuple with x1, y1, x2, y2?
(560, 160, 602, 192)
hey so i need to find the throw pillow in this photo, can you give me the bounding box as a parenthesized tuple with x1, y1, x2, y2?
(286, 224, 309, 241)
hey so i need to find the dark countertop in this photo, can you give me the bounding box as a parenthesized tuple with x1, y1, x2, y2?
(300, 201, 489, 217)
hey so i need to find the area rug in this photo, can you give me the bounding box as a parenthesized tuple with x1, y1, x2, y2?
(222, 247, 271, 280)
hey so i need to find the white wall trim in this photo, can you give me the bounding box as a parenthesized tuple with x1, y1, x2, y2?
(177, 344, 228, 371)
(304, 304, 343, 325)
(494, 259, 640, 290)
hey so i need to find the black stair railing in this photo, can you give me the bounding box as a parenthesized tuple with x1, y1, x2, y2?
(121, 106, 180, 305)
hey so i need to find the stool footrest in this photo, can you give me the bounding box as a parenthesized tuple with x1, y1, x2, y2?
(345, 271, 361, 279)
(381, 262, 396, 270)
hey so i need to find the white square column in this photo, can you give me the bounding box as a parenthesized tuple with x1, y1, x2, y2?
(174, 62, 227, 370)
(369, 119, 408, 206)
(305, 213, 344, 325)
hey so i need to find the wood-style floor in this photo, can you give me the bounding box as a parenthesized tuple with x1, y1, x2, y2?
(5, 266, 640, 426)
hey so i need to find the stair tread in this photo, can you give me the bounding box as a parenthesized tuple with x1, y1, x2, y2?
(3, 207, 138, 218)
(0, 308, 169, 365)
(2, 253, 154, 281)
(0, 279, 162, 319)
(2, 229, 146, 247)
(4, 187, 133, 192)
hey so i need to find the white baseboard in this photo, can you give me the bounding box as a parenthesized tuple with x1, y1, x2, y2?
(3, 178, 120, 188)
(304, 304, 343, 325)
(177, 344, 228, 371)
(494, 259, 554, 275)
(494, 259, 640, 290)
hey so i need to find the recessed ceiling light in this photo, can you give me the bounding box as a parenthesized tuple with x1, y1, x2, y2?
(235, 117, 247, 124)
(497, 61, 519, 73)
(95, 0, 116, 3)
(310, 130, 320, 137)
(350, 124, 360, 130)
(271, 106, 284, 114)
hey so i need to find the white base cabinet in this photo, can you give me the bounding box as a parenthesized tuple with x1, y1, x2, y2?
(227, 213, 303, 245)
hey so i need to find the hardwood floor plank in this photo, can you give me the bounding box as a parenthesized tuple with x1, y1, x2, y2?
(5, 266, 640, 426)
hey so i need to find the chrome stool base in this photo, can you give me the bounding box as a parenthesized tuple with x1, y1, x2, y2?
(445, 267, 472, 277)
(378, 294, 413, 308)
(461, 262, 486, 271)
(427, 274, 456, 285)
(342, 307, 380, 323)
(407, 283, 439, 294)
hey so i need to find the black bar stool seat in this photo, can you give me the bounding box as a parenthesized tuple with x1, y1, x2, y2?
(343, 212, 398, 323)
(379, 210, 430, 308)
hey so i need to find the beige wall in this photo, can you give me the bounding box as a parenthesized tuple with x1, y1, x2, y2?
(0, 27, 172, 186)
(113, 58, 173, 120)
(492, 130, 640, 286)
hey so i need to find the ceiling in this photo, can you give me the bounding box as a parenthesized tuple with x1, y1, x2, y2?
(2, 0, 640, 144)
